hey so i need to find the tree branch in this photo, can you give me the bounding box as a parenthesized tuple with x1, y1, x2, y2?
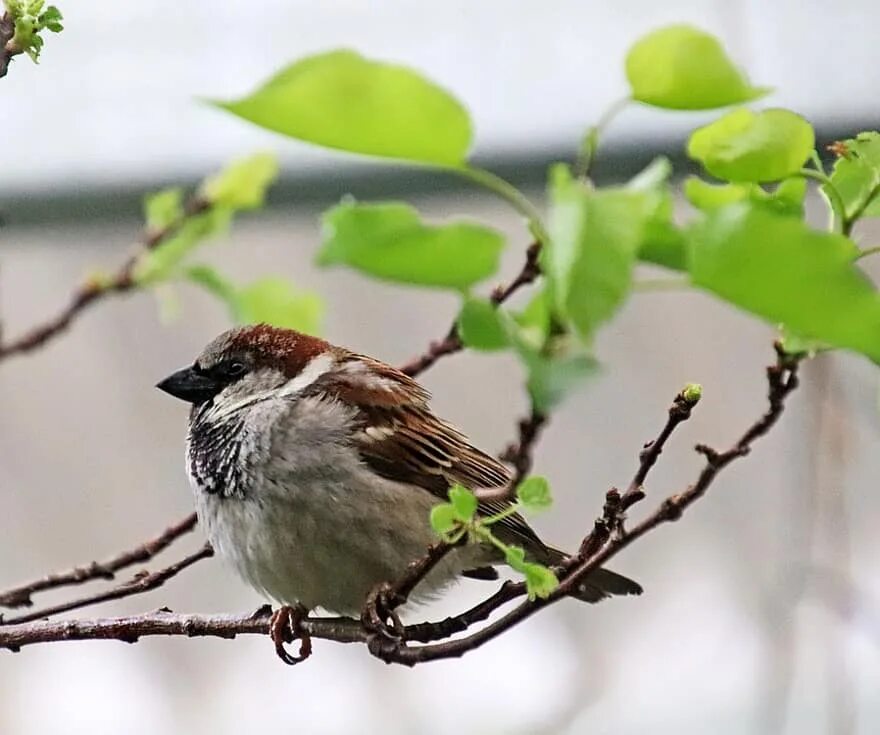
(0, 513, 198, 609)
(0, 198, 209, 361)
(0, 544, 213, 625)
(0, 349, 801, 664)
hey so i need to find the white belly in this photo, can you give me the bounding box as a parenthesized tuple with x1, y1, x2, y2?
(194, 471, 486, 614)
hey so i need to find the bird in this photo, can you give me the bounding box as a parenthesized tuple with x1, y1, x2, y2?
(157, 324, 641, 661)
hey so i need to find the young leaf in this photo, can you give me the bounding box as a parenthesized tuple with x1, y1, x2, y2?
(133, 209, 232, 285)
(685, 176, 806, 217)
(627, 160, 686, 271)
(688, 203, 880, 361)
(504, 545, 528, 573)
(687, 108, 815, 183)
(625, 25, 769, 110)
(825, 132, 880, 220)
(448, 484, 478, 522)
(457, 298, 510, 351)
(516, 476, 553, 512)
(513, 289, 552, 347)
(210, 51, 472, 166)
(200, 152, 279, 210)
(430, 504, 459, 537)
(523, 563, 559, 600)
(144, 187, 184, 231)
(235, 278, 324, 335)
(545, 166, 651, 341)
(318, 201, 504, 290)
(515, 340, 598, 412)
(184, 264, 240, 313)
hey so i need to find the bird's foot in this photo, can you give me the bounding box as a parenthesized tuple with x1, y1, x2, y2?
(361, 582, 405, 643)
(269, 603, 312, 666)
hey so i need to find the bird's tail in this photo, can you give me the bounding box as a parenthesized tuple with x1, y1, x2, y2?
(543, 547, 643, 603)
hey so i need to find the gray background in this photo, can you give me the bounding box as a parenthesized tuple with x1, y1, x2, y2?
(1, 1, 879, 733)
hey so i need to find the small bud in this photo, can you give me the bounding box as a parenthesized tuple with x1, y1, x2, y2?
(681, 383, 703, 404)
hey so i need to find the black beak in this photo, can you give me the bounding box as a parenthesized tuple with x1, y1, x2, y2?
(156, 366, 221, 405)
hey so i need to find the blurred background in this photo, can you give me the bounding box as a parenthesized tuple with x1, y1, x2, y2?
(1, 1, 880, 733)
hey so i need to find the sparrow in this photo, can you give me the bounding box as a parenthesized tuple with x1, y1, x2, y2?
(157, 324, 641, 658)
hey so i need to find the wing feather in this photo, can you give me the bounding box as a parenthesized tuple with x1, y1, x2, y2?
(305, 354, 547, 554)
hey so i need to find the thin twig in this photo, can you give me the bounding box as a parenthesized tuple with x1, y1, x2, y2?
(0, 513, 198, 609)
(0, 199, 209, 361)
(400, 241, 541, 377)
(0, 545, 213, 625)
(621, 385, 702, 508)
(365, 349, 800, 665)
(475, 406, 547, 503)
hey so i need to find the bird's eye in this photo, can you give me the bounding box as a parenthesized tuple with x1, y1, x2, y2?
(218, 361, 247, 379)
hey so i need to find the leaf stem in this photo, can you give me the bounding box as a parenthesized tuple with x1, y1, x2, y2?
(796, 167, 846, 234)
(457, 166, 549, 247)
(855, 245, 880, 261)
(574, 96, 632, 179)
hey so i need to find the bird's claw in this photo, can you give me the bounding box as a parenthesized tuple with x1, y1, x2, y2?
(269, 604, 312, 665)
(361, 582, 405, 642)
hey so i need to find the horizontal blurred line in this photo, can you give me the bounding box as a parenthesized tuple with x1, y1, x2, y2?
(0, 123, 868, 229)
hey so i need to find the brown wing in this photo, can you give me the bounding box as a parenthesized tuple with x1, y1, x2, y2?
(312, 353, 548, 554)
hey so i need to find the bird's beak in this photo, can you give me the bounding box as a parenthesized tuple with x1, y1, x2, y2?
(156, 366, 221, 405)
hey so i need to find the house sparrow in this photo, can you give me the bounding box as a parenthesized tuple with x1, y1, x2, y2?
(157, 324, 641, 659)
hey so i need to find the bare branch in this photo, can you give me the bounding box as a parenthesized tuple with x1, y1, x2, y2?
(0, 349, 801, 666)
(0, 199, 209, 361)
(0, 513, 198, 609)
(1, 544, 212, 625)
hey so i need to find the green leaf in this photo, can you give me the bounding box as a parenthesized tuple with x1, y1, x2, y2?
(627, 160, 687, 271)
(210, 51, 472, 166)
(523, 563, 559, 600)
(144, 187, 184, 231)
(627, 156, 673, 192)
(625, 25, 769, 110)
(825, 132, 880, 220)
(687, 108, 815, 183)
(318, 201, 504, 290)
(545, 166, 652, 340)
(513, 289, 552, 347)
(688, 203, 880, 361)
(457, 298, 510, 351)
(779, 328, 825, 357)
(516, 476, 553, 512)
(133, 209, 232, 285)
(430, 504, 459, 537)
(504, 545, 528, 573)
(200, 152, 279, 210)
(516, 341, 597, 412)
(685, 176, 806, 217)
(448, 484, 478, 521)
(235, 278, 323, 335)
(184, 264, 239, 311)
(39, 5, 63, 32)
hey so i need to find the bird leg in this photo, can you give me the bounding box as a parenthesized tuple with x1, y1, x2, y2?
(269, 603, 312, 665)
(361, 582, 405, 642)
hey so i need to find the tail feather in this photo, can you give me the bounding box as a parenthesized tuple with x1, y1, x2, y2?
(543, 547, 643, 604)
